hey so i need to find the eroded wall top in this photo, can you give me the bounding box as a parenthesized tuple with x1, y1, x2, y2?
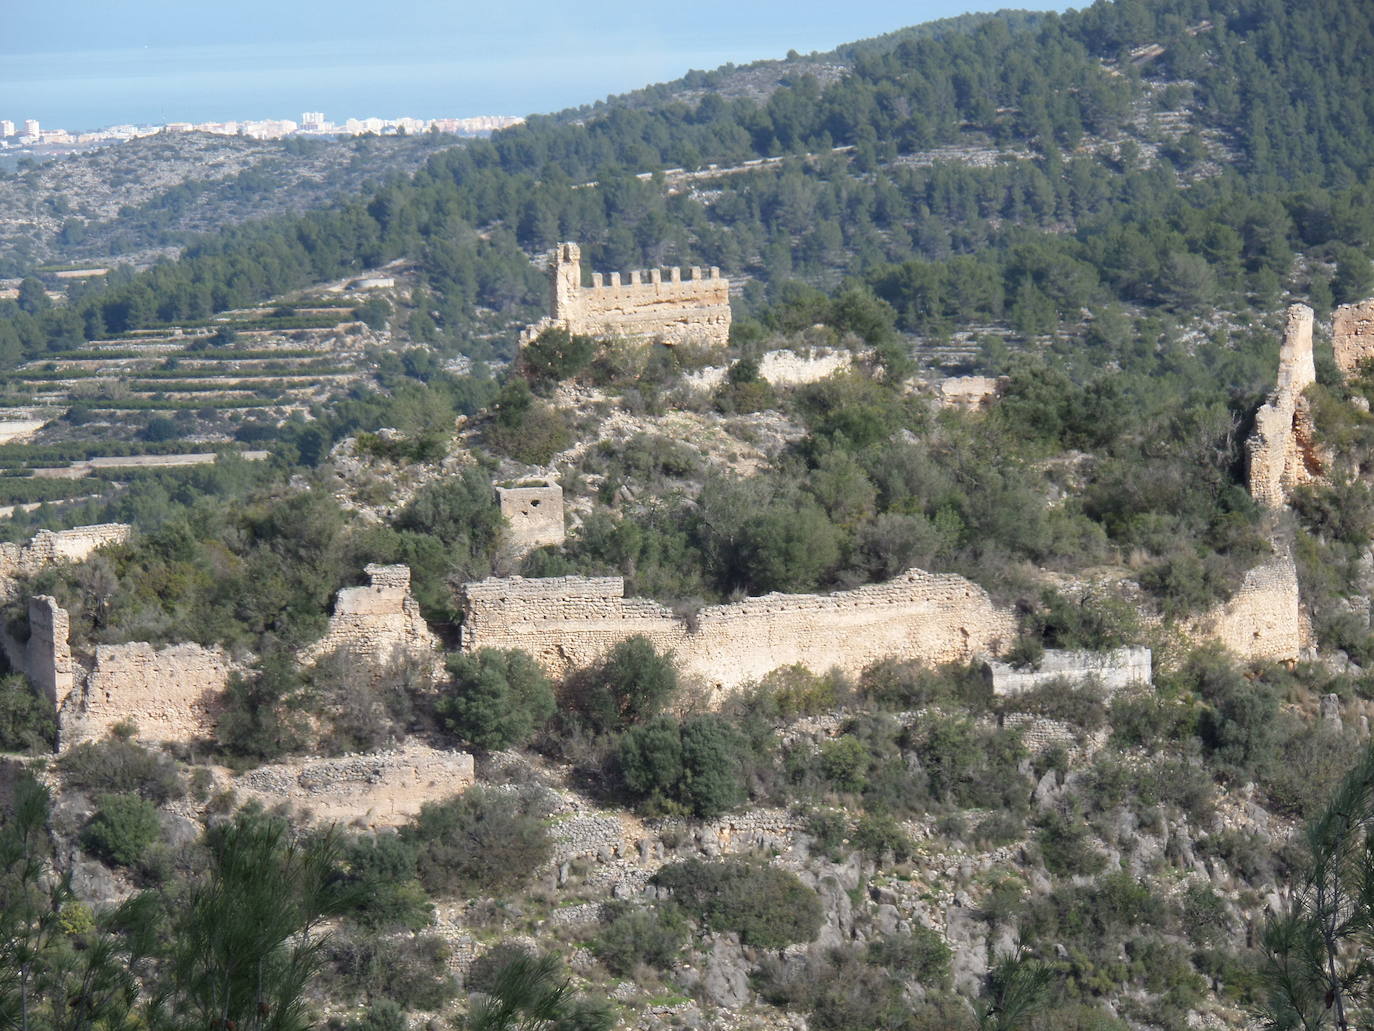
(1246, 304, 1321, 509)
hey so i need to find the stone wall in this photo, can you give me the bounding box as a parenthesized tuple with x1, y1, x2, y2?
(233, 744, 475, 828)
(496, 483, 565, 556)
(521, 242, 730, 348)
(1334, 298, 1374, 380)
(1246, 304, 1320, 509)
(1192, 551, 1306, 664)
(686, 349, 854, 391)
(302, 564, 439, 668)
(459, 569, 1017, 697)
(936, 376, 1008, 411)
(0, 523, 131, 578)
(26, 596, 75, 711)
(66, 642, 233, 747)
(984, 646, 1152, 696)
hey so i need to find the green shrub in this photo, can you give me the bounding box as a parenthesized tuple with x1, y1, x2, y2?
(437, 648, 555, 750)
(819, 736, 871, 794)
(1107, 692, 1197, 751)
(0, 673, 55, 753)
(592, 901, 689, 975)
(328, 932, 458, 1012)
(1000, 679, 1108, 731)
(1035, 810, 1106, 878)
(402, 786, 552, 897)
(521, 327, 597, 387)
(339, 832, 432, 931)
(348, 999, 407, 1031)
(866, 926, 951, 986)
(652, 858, 823, 948)
(758, 664, 850, 717)
(569, 636, 678, 734)
(215, 651, 309, 762)
(852, 812, 915, 862)
(617, 714, 746, 819)
(58, 736, 183, 802)
(82, 792, 160, 866)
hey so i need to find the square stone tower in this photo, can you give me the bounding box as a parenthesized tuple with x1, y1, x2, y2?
(496, 483, 565, 555)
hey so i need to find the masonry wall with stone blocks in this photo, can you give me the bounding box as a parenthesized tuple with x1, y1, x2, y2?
(1192, 552, 1306, 663)
(26, 596, 75, 710)
(303, 563, 439, 668)
(985, 646, 1152, 696)
(1334, 298, 1374, 380)
(497, 484, 565, 555)
(1247, 304, 1320, 510)
(64, 642, 234, 748)
(460, 569, 1018, 695)
(233, 744, 475, 828)
(522, 242, 730, 347)
(0, 524, 131, 578)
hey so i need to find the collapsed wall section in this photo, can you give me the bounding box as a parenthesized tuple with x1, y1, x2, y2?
(496, 484, 565, 556)
(1192, 551, 1307, 664)
(302, 564, 439, 668)
(985, 646, 1152, 696)
(459, 569, 1017, 695)
(1246, 304, 1320, 509)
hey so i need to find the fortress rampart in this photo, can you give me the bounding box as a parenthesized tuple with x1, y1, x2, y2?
(521, 242, 730, 348)
(459, 569, 1017, 696)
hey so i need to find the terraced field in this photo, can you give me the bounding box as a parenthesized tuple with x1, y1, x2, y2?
(0, 275, 416, 518)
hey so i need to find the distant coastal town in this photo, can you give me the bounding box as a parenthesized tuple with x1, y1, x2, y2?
(0, 111, 525, 157)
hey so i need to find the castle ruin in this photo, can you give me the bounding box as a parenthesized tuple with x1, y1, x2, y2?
(521, 242, 730, 348)
(1246, 304, 1322, 509)
(496, 483, 565, 557)
(0, 523, 131, 580)
(459, 569, 1017, 698)
(302, 564, 440, 670)
(1334, 298, 1374, 380)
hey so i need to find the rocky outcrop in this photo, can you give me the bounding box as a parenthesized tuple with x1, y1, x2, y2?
(1246, 304, 1321, 509)
(459, 569, 1017, 698)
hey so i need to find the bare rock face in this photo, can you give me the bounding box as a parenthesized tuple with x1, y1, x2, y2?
(1334, 298, 1374, 380)
(521, 242, 730, 348)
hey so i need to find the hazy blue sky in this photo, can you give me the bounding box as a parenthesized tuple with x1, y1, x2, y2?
(3, 1, 1060, 131)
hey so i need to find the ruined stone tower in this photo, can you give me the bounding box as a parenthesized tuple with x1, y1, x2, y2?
(1246, 303, 1321, 509)
(522, 242, 730, 347)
